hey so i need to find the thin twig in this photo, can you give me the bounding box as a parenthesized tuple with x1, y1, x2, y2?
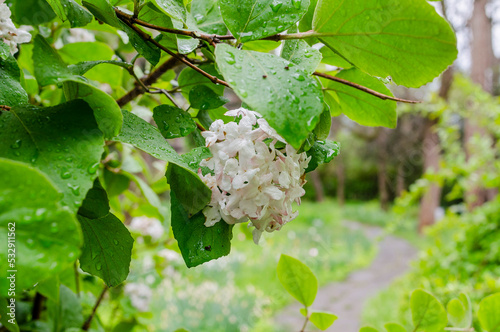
(118, 15, 230, 88)
(82, 286, 108, 331)
(313, 71, 421, 104)
(149, 87, 181, 108)
(0, 105, 11, 111)
(117, 56, 180, 107)
(31, 293, 45, 320)
(300, 309, 309, 332)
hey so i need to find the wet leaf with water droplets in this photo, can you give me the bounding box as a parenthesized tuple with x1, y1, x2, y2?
(170, 191, 233, 268)
(0, 100, 104, 213)
(305, 140, 340, 173)
(0, 158, 81, 295)
(215, 44, 324, 148)
(78, 180, 134, 287)
(313, 0, 457, 87)
(153, 105, 197, 139)
(0, 41, 28, 107)
(219, 0, 310, 42)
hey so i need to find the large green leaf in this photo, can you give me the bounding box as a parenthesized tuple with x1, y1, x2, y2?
(47, 285, 83, 331)
(46, 0, 93, 27)
(33, 35, 123, 137)
(0, 159, 82, 295)
(322, 68, 397, 128)
(0, 100, 104, 213)
(177, 63, 225, 97)
(113, 110, 211, 215)
(277, 254, 318, 307)
(313, 0, 457, 87)
(78, 180, 134, 287)
(0, 42, 28, 106)
(478, 293, 500, 332)
(219, 0, 310, 42)
(170, 191, 233, 268)
(153, 104, 197, 139)
(215, 44, 324, 149)
(410, 289, 447, 332)
(139, 2, 177, 50)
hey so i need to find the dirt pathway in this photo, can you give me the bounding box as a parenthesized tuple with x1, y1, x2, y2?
(274, 221, 417, 332)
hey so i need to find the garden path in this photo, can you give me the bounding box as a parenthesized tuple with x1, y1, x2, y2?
(274, 220, 417, 332)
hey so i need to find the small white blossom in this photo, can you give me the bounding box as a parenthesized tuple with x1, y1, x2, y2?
(66, 28, 95, 43)
(129, 217, 164, 240)
(0, 0, 31, 54)
(198, 108, 310, 243)
(124, 283, 152, 312)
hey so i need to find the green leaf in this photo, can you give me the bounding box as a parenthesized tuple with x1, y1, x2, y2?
(0, 297, 19, 332)
(0, 100, 104, 213)
(189, 85, 229, 110)
(151, 0, 187, 22)
(309, 311, 338, 330)
(478, 293, 500, 332)
(360, 327, 379, 332)
(166, 163, 212, 217)
(153, 104, 197, 139)
(181, 147, 212, 173)
(170, 191, 233, 268)
(384, 323, 406, 332)
(33, 35, 84, 86)
(305, 140, 340, 172)
(277, 254, 318, 307)
(215, 44, 324, 149)
(320, 46, 353, 69)
(0, 42, 28, 106)
(191, 0, 227, 35)
(78, 181, 134, 287)
(47, 285, 83, 331)
(46, 0, 93, 27)
(33, 35, 123, 137)
(177, 63, 225, 98)
(313, 107, 331, 140)
(58, 41, 126, 87)
(63, 80, 123, 138)
(447, 293, 472, 328)
(113, 110, 210, 214)
(410, 289, 447, 332)
(0, 159, 82, 295)
(219, 0, 310, 42)
(102, 169, 130, 197)
(322, 68, 397, 128)
(281, 38, 322, 74)
(139, 3, 177, 50)
(10, 0, 56, 25)
(83, 0, 161, 65)
(312, 0, 457, 87)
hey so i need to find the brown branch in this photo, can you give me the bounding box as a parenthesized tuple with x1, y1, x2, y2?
(117, 56, 180, 107)
(118, 14, 230, 88)
(0, 105, 11, 111)
(313, 71, 421, 104)
(82, 286, 108, 331)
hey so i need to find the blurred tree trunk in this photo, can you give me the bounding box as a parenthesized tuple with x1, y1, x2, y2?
(331, 118, 345, 206)
(465, 0, 495, 209)
(310, 171, 324, 202)
(377, 129, 389, 211)
(418, 67, 453, 233)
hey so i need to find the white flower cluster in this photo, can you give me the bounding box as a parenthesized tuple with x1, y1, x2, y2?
(124, 283, 152, 312)
(129, 216, 164, 241)
(198, 108, 310, 243)
(0, 0, 31, 54)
